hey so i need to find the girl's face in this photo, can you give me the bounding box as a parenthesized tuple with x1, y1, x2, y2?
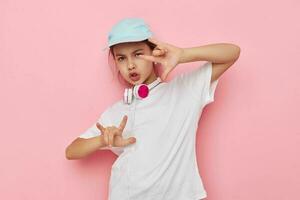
(112, 41, 157, 86)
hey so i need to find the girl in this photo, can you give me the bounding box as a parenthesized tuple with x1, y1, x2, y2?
(66, 18, 240, 200)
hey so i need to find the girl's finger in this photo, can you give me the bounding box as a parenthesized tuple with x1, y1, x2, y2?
(108, 131, 114, 147)
(103, 129, 109, 146)
(118, 115, 128, 133)
(152, 49, 165, 56)
(156, 45, 168, 53)
(161, 69, 171, 81)
(96, 122, 105, 133)
(161, 73, 167, 81)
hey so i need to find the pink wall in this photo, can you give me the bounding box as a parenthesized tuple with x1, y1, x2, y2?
(1, 0, 299, 199)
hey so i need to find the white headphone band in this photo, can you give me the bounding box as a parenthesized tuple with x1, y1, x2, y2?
(147, 77, 162, 91)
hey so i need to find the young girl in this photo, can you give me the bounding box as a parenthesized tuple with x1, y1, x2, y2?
(66, 17, 240, 200)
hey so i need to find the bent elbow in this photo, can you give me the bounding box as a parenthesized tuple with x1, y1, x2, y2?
(65, 146, 77, 160)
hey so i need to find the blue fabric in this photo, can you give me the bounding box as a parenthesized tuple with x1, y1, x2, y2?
(103, 18, 153, 51)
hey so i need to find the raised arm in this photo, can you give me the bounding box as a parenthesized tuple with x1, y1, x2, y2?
(178, 43, 241, 82)
(138, 38, 240, 82)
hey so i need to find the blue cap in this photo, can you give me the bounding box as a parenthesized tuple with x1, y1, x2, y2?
(102, 18, 153, 51)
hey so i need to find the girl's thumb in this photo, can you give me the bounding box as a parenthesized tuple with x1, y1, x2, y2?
(122, 137, 136, 147)
(130, 137, 136, 144)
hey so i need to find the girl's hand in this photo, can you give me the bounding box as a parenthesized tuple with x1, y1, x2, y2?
(96, 115, 136, 148)
(138, 37, 184, 81)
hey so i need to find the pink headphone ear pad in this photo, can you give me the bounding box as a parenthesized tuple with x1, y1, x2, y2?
(137, 85, 149, 98)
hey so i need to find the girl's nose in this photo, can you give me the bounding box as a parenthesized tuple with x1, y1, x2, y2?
(128, 62, 136, 70)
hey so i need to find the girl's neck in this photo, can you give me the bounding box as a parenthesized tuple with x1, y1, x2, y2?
(143, 70, 158, 85)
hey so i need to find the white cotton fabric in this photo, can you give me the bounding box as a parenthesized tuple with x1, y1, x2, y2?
(79, 61, 219, 200)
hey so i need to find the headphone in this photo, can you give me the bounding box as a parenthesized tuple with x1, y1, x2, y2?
(123, 77, 162, 140)
(123, 77, 162, 105)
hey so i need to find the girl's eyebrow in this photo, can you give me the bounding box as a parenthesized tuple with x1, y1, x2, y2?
(116, 49, 144, 57)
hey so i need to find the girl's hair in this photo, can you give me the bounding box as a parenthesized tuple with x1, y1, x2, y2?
(107, 39, 160, 87)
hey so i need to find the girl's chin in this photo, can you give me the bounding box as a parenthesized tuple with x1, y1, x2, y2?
(129, 76, 145, 85)
(127, 78, 143, 86)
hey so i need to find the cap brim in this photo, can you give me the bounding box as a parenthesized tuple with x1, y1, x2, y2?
(102, 34, 153, 52)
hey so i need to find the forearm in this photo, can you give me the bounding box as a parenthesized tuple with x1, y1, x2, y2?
(66, 135, 106, 160)
(179, 43, 240, 64)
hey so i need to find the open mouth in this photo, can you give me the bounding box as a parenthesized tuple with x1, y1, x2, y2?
(130, 73, 140, 81)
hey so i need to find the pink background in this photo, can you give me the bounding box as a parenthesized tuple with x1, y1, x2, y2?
(1, 0, 299, 199)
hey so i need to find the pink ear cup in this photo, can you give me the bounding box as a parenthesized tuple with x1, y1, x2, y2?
(137, 84, 149, 98)
(123, 77, 162, 104)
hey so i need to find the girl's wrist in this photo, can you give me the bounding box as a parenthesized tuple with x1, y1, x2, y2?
(178, 48, 187, 64)
(98, 135, 108, 148)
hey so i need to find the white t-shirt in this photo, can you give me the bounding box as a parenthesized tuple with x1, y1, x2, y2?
(79, 61, 219, 200)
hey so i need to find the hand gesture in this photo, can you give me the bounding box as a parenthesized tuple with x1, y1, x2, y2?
(96, 115, 136, 148)
(138, 37, 184, 81)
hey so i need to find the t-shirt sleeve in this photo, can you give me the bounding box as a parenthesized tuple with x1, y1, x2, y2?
(175, 61, 219, 108)
(78, 107, 124, 156)
(78, 108, 112, 139)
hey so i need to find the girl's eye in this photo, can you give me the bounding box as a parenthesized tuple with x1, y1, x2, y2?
(117, 57, 124, 62)
(117, 53, 142, 62)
